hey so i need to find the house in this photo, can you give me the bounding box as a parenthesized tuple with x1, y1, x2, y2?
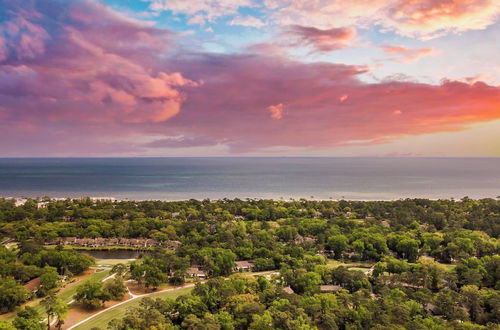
(424, 303, 439, 315)
(51, 237, 179, 249)
(108, 238, 119, 245)
(37, 202, 49, 208)
(94, 237, 106, 247)
(283, 286, 295, 294)
(186, 266, 207, 279)
(23, 277, 41, 294)
(294, 234, 304, 244)
(293, 234, 315, 245)
(165, 240, 182, 249)
(320, 285, 342, 293)
(234, 260, 254, 272)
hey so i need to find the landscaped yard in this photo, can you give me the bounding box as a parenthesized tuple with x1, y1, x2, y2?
(72, 286, 194, 330)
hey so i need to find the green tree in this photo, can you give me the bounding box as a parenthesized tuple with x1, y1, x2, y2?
(103, 277, 127, 300)
(41, 294, 68, 330)
(12, 306, 44, 330)
(396, 238, 420, 262)
(74, 281, 111, 309)
(0, 278, 29, 313)
(293, 271, 322, 295)
(0, 320, 16, 330)
(110, 263, 128, 277)
(434, 290, 468, 321)
(38, 266, 60, 296)
(327, 234, 348, 259)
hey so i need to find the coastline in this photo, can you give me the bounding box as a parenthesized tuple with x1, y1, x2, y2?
(3, 194, 499, 203)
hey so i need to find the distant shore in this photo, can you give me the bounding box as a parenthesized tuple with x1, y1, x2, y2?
(4, 195, 500, 204)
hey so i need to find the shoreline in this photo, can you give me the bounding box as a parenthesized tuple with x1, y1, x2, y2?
(3, 195, 498, 203)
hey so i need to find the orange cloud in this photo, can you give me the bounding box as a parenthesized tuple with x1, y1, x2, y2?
(382, 45, 438, 62)
(387, 0, 500, 38)
(267, 0, 500, 39)
(267, 103, 284, 119)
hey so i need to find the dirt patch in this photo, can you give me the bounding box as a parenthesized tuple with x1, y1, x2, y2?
(61, 293, 131, 329)
(60, 269, 94, 291)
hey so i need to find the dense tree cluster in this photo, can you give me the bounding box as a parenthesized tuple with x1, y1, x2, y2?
(108, 271, 499, 330)
(0, 197, 498, 240)
(0, 241, 94, 312)
(0, 197, 498, 329)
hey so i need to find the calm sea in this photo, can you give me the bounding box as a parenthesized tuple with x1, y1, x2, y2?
(0, 158, 499, 200)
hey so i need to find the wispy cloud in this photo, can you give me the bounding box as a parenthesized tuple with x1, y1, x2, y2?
(382, 45, 439, 62)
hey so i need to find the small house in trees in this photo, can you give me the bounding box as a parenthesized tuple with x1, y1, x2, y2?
(186, 266, 206, 279)
(319, 285, 342, 293)
(234, 260, 254, 272)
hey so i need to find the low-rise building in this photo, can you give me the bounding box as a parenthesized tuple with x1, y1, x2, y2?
(186, 266, 207, 279)
(234, 260, 254, 272)
(319, 285, 342, 293)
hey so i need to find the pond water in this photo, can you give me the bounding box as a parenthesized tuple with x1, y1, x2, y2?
(76, 249, 150, 259)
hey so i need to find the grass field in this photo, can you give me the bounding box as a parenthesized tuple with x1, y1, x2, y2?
(58, 269, 111, 304)
(95, 258, 135, 267)
(326, 259, 375, 269)
(73, 286, 194, 330)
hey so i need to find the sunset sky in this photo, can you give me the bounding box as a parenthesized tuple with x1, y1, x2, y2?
(1, 0, 499, 157)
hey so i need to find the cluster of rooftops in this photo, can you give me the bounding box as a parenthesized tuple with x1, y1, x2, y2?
(48, 237, 182, 249)
(186, 260, 256, 278)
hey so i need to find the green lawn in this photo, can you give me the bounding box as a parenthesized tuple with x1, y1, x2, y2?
(348, 267, 372, 274)
(73, 286, 193, 330)
(95, 258, 135, 267)
(57, 269, 111, 304)
(326, 259, 375, 269)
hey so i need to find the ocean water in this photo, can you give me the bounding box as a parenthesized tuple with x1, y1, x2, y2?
(0, 157, 499, 200)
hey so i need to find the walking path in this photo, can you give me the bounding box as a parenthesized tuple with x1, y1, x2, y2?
(66, 283, 197, 329)
(66, 269, 277, 329)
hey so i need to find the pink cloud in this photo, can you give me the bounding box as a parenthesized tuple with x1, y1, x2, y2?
(284, 25, 357, 52)
(1, 0, 500, 156)
(151, 54, 500, 152)
(382, 45, 438, 62)
(0, 0, 197, 125)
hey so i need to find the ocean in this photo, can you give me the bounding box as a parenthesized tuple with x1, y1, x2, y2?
(0, 157, 499, 200)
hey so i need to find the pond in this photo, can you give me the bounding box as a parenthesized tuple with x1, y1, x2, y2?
(76, 249, 151, 259)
